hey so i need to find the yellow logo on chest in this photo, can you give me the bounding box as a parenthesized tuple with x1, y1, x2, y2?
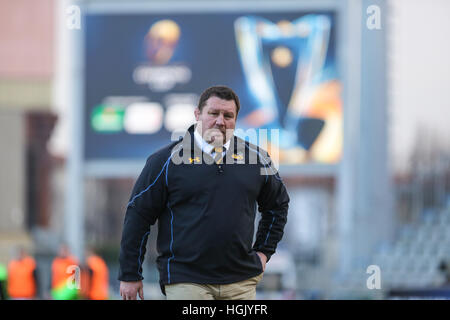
(189, 156, 201, 163)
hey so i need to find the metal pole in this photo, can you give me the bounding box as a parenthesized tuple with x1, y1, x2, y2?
(336, 0, 362, 274)
(64, 0, 85, 262)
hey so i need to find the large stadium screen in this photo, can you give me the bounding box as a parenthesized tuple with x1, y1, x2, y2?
(84, 10, 341, 164)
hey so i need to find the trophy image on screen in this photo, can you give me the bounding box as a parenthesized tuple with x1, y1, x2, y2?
(234, 14, 337, 162)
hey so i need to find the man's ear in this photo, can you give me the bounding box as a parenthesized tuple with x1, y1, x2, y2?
(194, 108, 200, 121)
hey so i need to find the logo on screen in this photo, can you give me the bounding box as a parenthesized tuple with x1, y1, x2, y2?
(145, 19, 180, 65)
(133, 19, 191, 92)
(234, 15, 342, 163)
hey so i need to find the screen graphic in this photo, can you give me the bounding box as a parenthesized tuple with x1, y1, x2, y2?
(84, 11, 342, 164)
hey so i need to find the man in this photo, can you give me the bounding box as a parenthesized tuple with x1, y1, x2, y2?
(119, 85, 289, 300)
(83, 248, 109, 300)
(7, 247, 38, 300)
(51, 244, 79, 300)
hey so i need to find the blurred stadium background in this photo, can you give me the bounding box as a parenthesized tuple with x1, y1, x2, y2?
(1, 0, 450, 300)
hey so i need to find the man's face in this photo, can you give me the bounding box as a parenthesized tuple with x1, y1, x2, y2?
(194, 96, 237, 145)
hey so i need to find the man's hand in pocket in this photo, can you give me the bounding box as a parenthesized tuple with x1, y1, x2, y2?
(256, 252, 267, 271)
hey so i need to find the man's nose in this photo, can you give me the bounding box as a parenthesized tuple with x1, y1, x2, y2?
(215, 114, 225, 126)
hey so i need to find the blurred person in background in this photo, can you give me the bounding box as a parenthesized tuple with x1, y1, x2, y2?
(438, 259, 450, 287)
(7, 247, 39, 300)
(82, 248, 109, 300)
(119, 85, 289, 300)
(0, 263, 8, 299)
(50, 244, 79, 300)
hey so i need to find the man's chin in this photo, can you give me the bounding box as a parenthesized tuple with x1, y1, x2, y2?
(203, 128, 233, 145)
(210, 134, 225, 146)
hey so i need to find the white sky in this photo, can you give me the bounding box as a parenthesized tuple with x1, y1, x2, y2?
(388, 0, 450, 173)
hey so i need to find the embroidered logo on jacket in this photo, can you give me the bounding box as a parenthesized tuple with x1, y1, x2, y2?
(189, 156, 201, 164)
(231, 153, 245, 163)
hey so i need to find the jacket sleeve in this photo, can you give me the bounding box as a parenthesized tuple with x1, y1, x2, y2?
(118, 153, 169, 281)
(253, 152, 289, 262)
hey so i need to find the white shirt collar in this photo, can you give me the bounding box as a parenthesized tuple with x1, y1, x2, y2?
(194, 129, 231, 154)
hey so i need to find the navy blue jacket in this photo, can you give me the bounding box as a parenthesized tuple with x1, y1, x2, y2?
(118, 124, 289, 294)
